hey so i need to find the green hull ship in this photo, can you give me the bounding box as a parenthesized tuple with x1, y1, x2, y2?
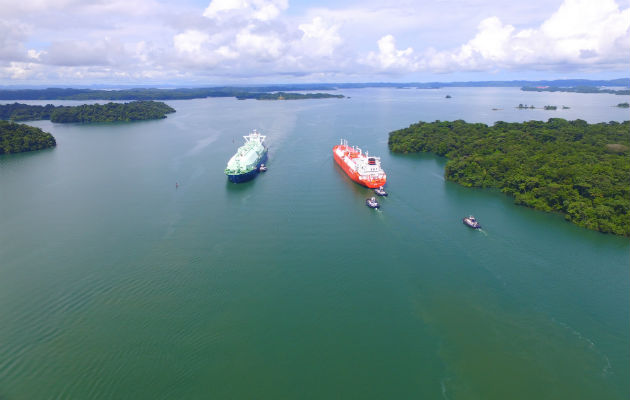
(225, 130, 268, 183)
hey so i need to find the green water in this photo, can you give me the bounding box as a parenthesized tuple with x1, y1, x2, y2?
(1, 88, 628, 399)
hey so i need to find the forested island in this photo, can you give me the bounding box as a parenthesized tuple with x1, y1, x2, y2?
(0, 87, 344, 101)
(235, 92, 344, 100)
(0, 101, 175, 123)
(0, 79, 626, 100)
(0, 120, 56, 154)
(388, 119, 629, 236)
(521, 86, 630, 95)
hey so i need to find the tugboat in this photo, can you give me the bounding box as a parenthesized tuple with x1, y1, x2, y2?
(463, 215, 481, 229)
(374, 186, 388, 196)
(366, 197, 380, 209)
(259, 164, 267, 172)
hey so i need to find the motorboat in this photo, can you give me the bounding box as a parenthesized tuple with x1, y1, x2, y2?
(374, 186, 388, 196)
(366, 197, 380, 209)
(463, 215, 481, 229)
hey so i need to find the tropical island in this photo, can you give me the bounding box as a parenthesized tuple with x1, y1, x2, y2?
(0, 87, 345, 101)
(0, 101, 175, 123)
(521, 86, 630, 95)
(0, 120, 56, 154)
(235, 92, 344, 100)
(0, 79, 627, 101)
(388, 118, 630, 236)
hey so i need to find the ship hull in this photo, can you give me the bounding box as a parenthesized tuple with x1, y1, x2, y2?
(333, 145, 386, 188)
(227, 150, 267, 183)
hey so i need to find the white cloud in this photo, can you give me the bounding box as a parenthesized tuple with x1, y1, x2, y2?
(0, 0, 628, 83)
(235, 27, 284, 59)
(0, 19, 31, 61)
(538, 0, 630, 64)
(297, 17, 341, 58)
(365, 35, 416, 71)
(174, 30, 211, 54)
(203, 0, 288, 22)
(41, 38, 129, 67)
(364, 0, 630, 74)
(3, 61, 39, 79)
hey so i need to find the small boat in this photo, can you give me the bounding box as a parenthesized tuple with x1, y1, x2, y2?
(374, 186, 388, 196)
(463, 215, 481, 229)
(259, 164, 267, 172)
(366, 197, 380, 209)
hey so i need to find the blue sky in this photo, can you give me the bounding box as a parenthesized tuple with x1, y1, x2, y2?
(0, 0, 628, 85)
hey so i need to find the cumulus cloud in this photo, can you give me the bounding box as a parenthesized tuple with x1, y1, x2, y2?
(364, 35, 416, 71)
(0, 0, 628, 83)
(0, 20, 31, 62)
(297, 17, 341, 58)
(235, 27, 285, 59)
(174, 30, 212, 55)
(41, 39, 129, 67)
(174, 1, 344, 75)
(368, 0, 630, 73)
(203, 0, 288, 22)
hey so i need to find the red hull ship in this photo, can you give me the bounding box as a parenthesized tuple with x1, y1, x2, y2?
(333, 139, 387, 188)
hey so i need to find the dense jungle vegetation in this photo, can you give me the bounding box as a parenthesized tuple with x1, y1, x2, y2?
(0, 101, 175, 122)
(388, 119, 630, 236)
(0, 120, 56, 154)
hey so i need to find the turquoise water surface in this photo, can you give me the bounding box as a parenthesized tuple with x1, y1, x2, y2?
(1, 87, 628, 399)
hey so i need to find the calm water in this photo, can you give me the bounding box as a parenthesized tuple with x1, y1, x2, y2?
(1, 88, 628, 399)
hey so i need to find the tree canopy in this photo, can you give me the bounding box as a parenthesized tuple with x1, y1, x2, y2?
(388, 118, 630, 236)
(0, 120, 56, 154)
(0, 101, 175, 123)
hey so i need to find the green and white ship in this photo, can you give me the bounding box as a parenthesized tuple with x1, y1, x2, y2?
(225, 130, 268, 183)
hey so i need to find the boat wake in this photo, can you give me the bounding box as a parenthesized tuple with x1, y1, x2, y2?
(186, 135, 218, 156)
(551, 317, 612, 376)
(440, 377, 452, 400)
(432, 172, 445, 181)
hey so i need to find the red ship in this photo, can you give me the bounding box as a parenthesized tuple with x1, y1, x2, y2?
(333, 139, 387, 188)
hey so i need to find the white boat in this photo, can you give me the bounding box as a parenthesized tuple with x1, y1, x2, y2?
(463, 215, 481, 229)
(366, 197, 380, 209)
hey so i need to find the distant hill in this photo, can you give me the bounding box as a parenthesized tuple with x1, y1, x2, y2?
(522, 85, 630, 95)
(0, 87, 346, 101)
(0, 79, 626, 100)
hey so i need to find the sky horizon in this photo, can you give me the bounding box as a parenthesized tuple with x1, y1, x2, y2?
(1, 0, 628, 85)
